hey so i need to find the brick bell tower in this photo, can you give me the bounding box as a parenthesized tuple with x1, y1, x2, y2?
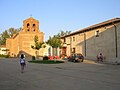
(22, 17, 40, 33)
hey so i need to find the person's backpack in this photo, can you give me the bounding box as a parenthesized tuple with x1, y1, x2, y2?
(20, 59, 25, 63)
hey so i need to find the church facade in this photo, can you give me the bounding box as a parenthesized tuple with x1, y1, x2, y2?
(6, 17, 44, 57)
(61, 18, 120, 62)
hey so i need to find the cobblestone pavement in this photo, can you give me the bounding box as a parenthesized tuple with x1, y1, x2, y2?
(0, 58, 120, 90)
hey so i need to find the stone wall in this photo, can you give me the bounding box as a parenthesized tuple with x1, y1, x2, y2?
(62, 22, 120, 62)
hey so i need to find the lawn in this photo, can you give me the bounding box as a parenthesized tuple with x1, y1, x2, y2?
(28, 60, 65, 64)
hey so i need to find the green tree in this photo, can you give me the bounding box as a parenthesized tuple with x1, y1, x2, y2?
(0, 30, 10, 45)
(31, 35, 45, 58)
(31, 35, 45, 50)
(47, 36, 62, 48)
(8, 28, 21, 37)
(46, 36, 62, 56)
(57, 30, 71, 37)
(46, 30, 71, 56)
(0, 27, 21, 45)
(46, 30, 71, 48)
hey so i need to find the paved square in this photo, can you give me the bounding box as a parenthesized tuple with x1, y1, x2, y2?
(0, 58, 120, 90)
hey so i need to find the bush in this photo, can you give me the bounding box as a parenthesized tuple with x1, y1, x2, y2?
(0, 54, 10, 58)
(5, 55, 10, 58)
(28, 60, 64, 64)
(43, 56, 49, 60)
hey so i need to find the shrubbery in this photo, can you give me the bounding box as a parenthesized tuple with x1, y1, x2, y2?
(28, 60, 64, 64)
(43, 56, 49, 60)
(0, 54, 10, 58)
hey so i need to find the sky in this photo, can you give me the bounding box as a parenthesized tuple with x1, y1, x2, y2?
(0, 0, 120, 41)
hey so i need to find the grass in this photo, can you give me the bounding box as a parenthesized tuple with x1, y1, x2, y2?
(28, 60, 65, 64)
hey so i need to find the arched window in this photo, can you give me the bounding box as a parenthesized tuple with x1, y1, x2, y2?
(27, 23, 30, 27)
(95, 30, 99, 37)
(32, 28, 35, 32)
(27, 29, 30, 31)
(33, 24, 35, 27)
(73, 36, 75, 41)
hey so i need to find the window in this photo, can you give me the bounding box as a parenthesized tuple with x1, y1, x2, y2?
(64, 38, 66, 42)
(73, 36, 75, 41)
(27, 29, 30, 31)
(33, 24, 35, 27)
(27, 23, 30, 27)
(72, 48, 76, 53)
(95, 30, 99, 37)
(32, 28, 35, 31)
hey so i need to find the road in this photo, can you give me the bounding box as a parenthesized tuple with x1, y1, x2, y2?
(0, 58, 120, 90)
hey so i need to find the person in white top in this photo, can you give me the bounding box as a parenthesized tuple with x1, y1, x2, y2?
(20, 53, 26, 73)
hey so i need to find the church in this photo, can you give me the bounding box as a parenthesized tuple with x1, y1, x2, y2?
(6, 17, 44, 57)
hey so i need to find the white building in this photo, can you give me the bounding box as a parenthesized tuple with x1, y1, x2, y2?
(0, 45, 7, 55)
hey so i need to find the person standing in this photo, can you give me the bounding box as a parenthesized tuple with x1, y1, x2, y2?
(20, 53, 26, 73)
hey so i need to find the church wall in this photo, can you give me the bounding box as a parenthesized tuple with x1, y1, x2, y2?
(18, 32, 44, 57)
(19, 33, 36, 56)
(117, 23, 120, 59)
(85, 25, 116, 60)
(12, 35, 19, 57)
(6, 38, 13, 56)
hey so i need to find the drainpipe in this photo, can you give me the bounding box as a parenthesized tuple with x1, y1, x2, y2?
(112, 23, 118, 58)
(70, 37, 72, 55)
(84, 32, 86, 56)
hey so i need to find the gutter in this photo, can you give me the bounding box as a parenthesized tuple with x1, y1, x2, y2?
(112, 23, 118, 58)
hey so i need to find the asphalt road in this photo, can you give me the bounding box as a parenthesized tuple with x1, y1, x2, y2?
(0, 58, 120, 90)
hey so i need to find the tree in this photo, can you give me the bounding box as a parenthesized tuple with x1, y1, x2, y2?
(46, 36, 62, 56)
(8, 28, 21, 37)
(46, 30, 71, 48)
(0, 27, 21, 45)
(57, 30, 71, 37)
(33, 35, 44, 50)
(46, 36, 62, 48)
(46, 30, 71, 56)
(0, 30, 10, 45)
(31, 35, 45, 58)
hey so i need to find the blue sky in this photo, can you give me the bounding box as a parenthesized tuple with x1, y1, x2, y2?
(0, 0, 120, 41)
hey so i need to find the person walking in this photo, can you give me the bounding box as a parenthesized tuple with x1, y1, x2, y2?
(20, 53, 26, 73)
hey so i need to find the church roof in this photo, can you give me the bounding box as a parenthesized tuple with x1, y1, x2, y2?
(61, 18, 120, 38)
(12, 33, 19, 39)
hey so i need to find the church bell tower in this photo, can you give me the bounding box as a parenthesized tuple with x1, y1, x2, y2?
(23, 17, 40, 33)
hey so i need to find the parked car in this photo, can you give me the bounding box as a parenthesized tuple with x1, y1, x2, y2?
(68, 53, 84, 62)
